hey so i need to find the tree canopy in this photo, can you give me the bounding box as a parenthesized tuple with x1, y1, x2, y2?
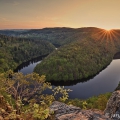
(34, 29, 120, 81)
(0, 34, 55, 73)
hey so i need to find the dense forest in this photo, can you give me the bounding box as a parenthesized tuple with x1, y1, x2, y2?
(1, 27, 120, 81)
(34, 29, 120, 81)
(0, 34, 55, 72)
(0, 27, 101, 46)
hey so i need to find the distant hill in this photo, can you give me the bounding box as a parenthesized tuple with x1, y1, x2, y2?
(0, 27, 102, 46)
(0, 29, 28, 36)
(0, 34, 55, 72)
(34, 28, 120, 81)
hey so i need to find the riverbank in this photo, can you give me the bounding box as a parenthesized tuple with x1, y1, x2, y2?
(14, 54, 48, 73)
(14, 53, 120, 99)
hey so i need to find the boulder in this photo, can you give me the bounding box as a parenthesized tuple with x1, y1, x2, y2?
(50, 101, 109, 120)
(50, 91, 120, 120)
(104, 90, 120, 119)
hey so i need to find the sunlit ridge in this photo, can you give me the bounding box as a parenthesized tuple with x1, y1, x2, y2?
(92, 28, 120, 50)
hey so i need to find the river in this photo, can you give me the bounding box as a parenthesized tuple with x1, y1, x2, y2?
(15, 56, 120, 99)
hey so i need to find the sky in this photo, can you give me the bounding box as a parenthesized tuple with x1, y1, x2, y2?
(0, 0, 120, 30)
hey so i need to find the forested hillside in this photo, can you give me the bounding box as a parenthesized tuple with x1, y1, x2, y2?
(0, 34, 55, 72)
(1, 27, 120, 81)
(0, 27, 101, 46)
(34, 29, 120, 81)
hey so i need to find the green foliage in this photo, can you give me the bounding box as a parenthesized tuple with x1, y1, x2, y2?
(0, 71, 71, 120)
(82, 101, 87, 109)
(0, 34, 55, 73)
(66, 92, 112, 110)
(25, 102, 50, 120)
(52, 86, 72, 102)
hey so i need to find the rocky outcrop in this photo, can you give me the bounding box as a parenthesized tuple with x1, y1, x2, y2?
(50, 101, 109, 120)
(1, 90, 120, 120)
(50, 90, 120, 120)
(104, 90, 120, 119)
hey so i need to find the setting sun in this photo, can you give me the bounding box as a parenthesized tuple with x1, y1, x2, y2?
(105, 29, 112, 31)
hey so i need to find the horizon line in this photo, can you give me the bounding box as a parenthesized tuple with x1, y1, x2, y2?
(0, 27, 119, 30)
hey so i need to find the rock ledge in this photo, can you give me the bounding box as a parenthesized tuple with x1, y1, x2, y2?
(50, 90, 120, 120)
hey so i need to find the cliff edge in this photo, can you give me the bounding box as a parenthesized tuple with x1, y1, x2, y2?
(50, 90, 120, 120)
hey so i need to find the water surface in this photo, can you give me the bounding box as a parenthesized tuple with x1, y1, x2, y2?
(15, 58, 120, 99)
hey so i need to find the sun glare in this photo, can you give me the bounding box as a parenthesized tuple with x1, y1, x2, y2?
(92, 28, 120, 47)
(104, 28, 112, 32)
(105, 29, 111, 31)
(102, 27, 113, 31)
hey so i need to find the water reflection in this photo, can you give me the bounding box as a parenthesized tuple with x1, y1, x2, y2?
(65, 59, 120, 99)
(14, 54, 48, 74)
(50, 64, 109, 86)
(14, 53, 120, 99)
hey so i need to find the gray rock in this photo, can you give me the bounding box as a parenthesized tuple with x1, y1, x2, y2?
(50, 101, 81, 118)
(50, 101, 110, 120)
(50, 91, 120, 120)
(104, 90, 120, 120)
